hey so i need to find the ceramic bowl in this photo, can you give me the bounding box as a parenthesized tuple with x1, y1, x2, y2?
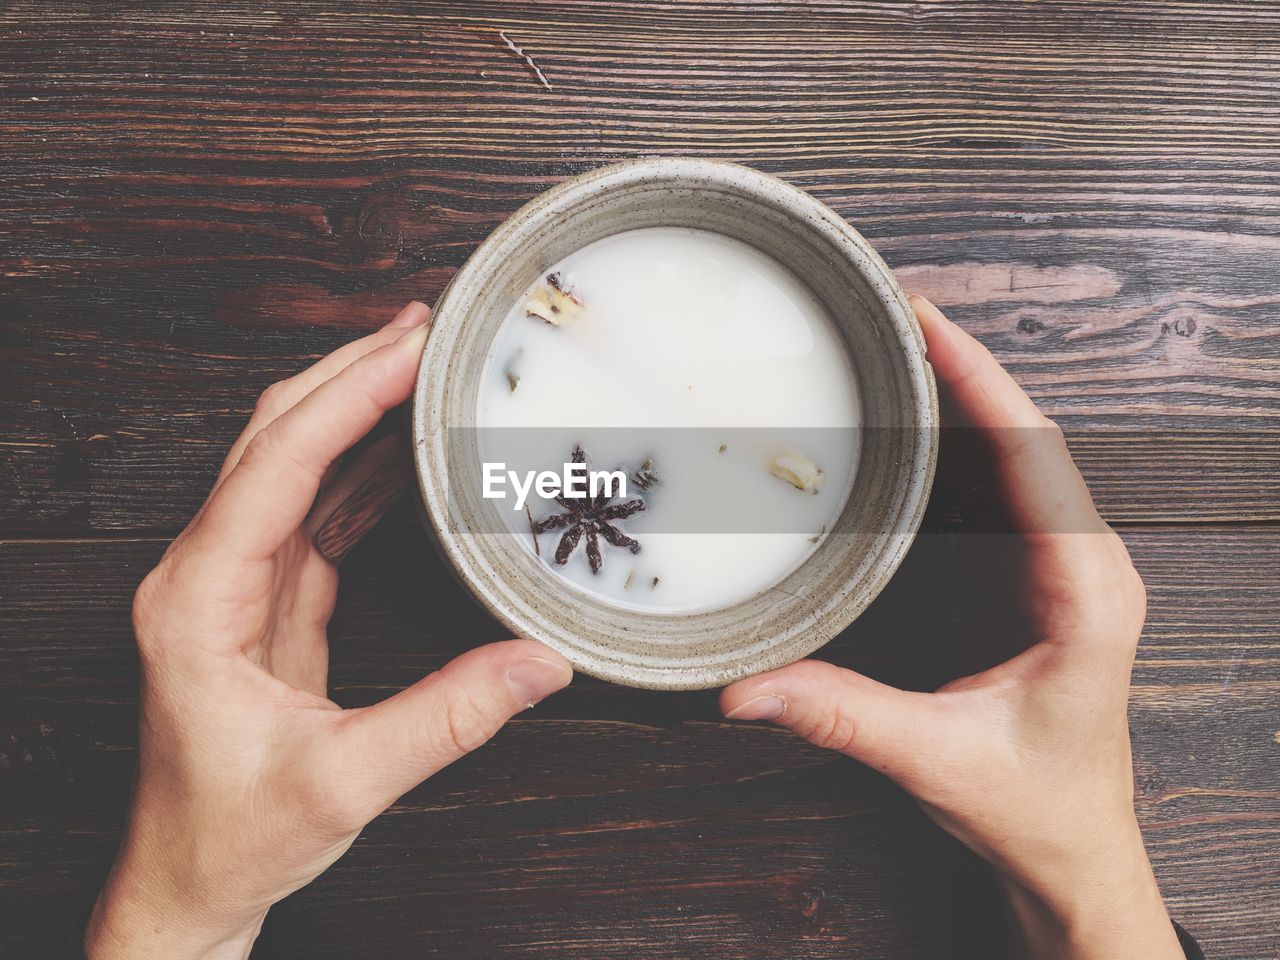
(412, 158, 937, 690)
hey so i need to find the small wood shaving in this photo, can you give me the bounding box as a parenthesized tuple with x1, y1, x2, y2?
(498, 30, 552, 91)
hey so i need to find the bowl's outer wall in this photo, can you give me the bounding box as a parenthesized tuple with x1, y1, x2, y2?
(413, 158, 938, 689)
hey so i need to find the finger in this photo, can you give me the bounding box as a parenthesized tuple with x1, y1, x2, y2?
(721, 659, 940, 784)
(216, 302, 430, 484)
(195, 321, 428, 559)
(909, 294, 1106, 537)
(305, 433, 412, 564)
(334, 639, 573, 814)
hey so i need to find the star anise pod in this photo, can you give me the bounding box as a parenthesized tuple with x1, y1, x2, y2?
(532, 445, 645, 574)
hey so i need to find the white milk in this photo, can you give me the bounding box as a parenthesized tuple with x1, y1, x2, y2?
(475, 227, 861, 612)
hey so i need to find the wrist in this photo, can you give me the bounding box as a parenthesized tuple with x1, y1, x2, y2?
(86, 860, 265, 960)
(995, 821, 1183, 960)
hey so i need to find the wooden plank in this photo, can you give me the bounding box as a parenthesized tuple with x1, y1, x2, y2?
(2, 2, 1280, 531)
(1, 523, 1276, 957)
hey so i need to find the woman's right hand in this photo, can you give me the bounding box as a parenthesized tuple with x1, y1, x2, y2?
(721, 296, 1184, 960)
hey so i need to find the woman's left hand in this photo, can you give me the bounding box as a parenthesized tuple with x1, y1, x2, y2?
(86, 303, 574, 960)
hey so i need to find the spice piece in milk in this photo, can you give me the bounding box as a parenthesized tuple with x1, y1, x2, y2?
(524, 272, 584, 326)
(769, 451, 825, 494)
(530, 445, 647, 575)
(477, 226, 861, 612)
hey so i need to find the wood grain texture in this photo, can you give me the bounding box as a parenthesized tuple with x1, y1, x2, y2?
(1, 523, 1277, 958)
(1, 2, 1278, 958)
(2, 1, 1280, 530)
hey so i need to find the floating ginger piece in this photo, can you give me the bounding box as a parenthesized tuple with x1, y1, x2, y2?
(525, 272, 584, 326)
(770, 452, 824, 494)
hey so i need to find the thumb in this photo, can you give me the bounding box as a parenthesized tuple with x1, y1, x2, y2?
(335, 639, 572, 814)
(720, 660, 939, 782)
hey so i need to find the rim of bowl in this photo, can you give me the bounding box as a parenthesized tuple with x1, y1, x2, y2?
(412, 158, 937, 689)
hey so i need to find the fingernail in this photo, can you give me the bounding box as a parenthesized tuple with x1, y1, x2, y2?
(396, 321, 429, 352)
(910, 294, 950, 324)
(507, 657, 572, 709)
(725, 695, 786, 721)
(389, 301, 429, 329)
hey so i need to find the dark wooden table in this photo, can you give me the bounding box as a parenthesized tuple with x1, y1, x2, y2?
(3, 3, 1279, 958)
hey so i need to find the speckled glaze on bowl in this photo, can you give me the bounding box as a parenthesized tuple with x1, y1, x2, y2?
(412, 158, 937, 690)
